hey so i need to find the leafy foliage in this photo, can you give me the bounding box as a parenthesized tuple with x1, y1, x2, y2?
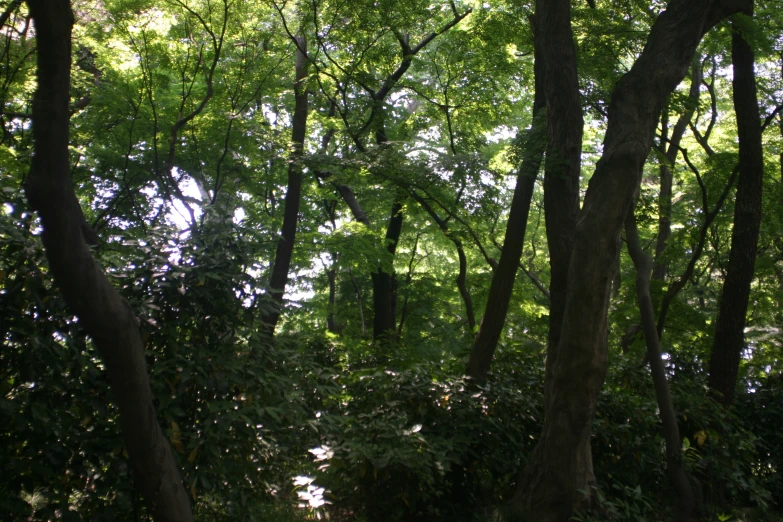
(1, 0, 782, 520)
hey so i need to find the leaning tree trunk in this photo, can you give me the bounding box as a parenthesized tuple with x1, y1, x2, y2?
(23, 1, 193, 520)
(626, 203, 696, 521)
(511, 1, 743, 520)
(707, 2, 764, 408)
(262, 35, 309, 335)
(466, 15, 546, 379)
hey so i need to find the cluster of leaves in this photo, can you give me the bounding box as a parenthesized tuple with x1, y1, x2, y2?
(0, 202, 328, 520)
(2, 0, 783, 520)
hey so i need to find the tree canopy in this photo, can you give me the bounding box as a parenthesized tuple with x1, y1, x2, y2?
(1, 0, 782, 521)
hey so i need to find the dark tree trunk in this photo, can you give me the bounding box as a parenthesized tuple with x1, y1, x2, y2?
(511, 2, 743, 519)
(23, 1, 193, 520)
(708, 3, 764, 408)
(513, 0, 593, 513)
(465, 16, 546, 379)
(626, 203, 696, 521)
(326, 263, 338, 333)
(362, 9, 469, 343)
(336, 183, 370, 225)
(539, 0, 583, 390)
(455, 237, 476, 332)
(372, 200, 404, 340)
(779, 71, 783, 325)
(262, 36, 309, 334)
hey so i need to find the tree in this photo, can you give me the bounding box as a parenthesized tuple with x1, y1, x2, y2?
(22, 0, 192, 520)
(262, 34, 310, 335)
(708, 0, 765, 408)
(3, 0, 782, 520)
(466, 10, 545, 380)
(511, 1, 744, 519)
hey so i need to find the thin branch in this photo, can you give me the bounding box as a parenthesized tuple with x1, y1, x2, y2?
(656, 149, 740, 336)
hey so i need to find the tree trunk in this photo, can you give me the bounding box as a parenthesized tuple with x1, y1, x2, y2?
(708, 2, 764, 408)
(262, 36, 309, 334)
(512, 2, 743, 519)
(326, 262, 338, 333)
(372, 200, 404, 340)
(539, 0, 583, 394)
(626, 203, 696, 521)
(465, 15, 546, 379)
(23, 1, 193, 520)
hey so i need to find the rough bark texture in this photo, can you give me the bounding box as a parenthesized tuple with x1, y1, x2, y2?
(23, 1, 193, 520)
(262, 36, 309, 334)
(512, 1, 742, 519)
(708, 3, 764, 408)
(626, 205, 696, 521)
(465, 17, 546, 379)
(539, 0, 583, 386)
(513, 1, 592, 514)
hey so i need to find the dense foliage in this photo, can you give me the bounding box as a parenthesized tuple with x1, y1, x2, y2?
(1, 0, 782, 520)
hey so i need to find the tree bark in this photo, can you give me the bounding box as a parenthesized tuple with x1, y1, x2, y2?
(23, 1, 193, 520)
(371, 200, 404, 340)
(262, 36, 309, 334)
(626, 203, 696, 521)
(512, 1, 592, 515)
(465, 15, 546, 379)
(708, 2, 764, 408)
(511, 1, 743, 519)
(326, 264, 338, 333)
(539, 0, 583, 393)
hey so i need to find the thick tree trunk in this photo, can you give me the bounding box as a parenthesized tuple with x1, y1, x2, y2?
(513, 1, 591, 515)
(626, 205, 696, 521)
(512, 2, 743, 519)
(539, 0, 583, 391)
(372, 200, 404, 340)
(262, 36, 309, 334)
(465, 17, 546, 379)
(707, 3, 764, 408)
(23, 2, 193, 520)
(326, 263, 338, 333)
